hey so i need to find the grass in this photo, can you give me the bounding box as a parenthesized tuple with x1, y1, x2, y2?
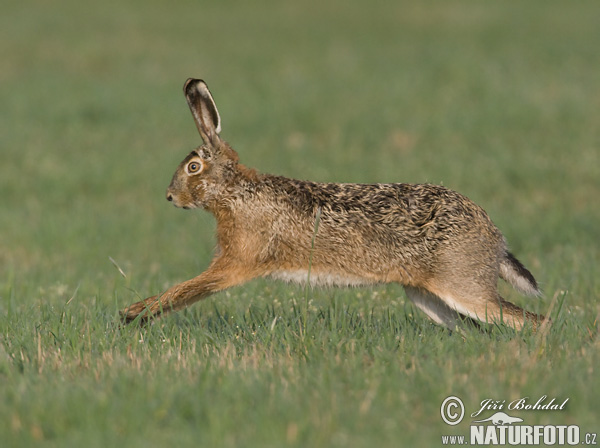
(1, 0, 599, 446)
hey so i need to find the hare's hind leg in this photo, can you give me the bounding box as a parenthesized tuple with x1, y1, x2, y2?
(121, 258, 256, 323)
(425, 281, 539, 330)
(406, 285, 539, 331)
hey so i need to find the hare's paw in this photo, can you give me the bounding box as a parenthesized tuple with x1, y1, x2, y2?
(119, 295, 159, 324)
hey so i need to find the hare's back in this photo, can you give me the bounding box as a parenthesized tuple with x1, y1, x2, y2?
(268, 177, 493, 233)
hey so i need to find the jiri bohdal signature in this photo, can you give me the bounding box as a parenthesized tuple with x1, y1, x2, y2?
(471, 395, 569, 418)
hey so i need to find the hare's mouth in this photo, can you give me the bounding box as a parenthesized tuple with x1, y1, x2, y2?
(171, 201, 193, 210)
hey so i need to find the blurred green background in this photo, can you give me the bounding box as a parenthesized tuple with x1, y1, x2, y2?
(1, 0, 599, 446)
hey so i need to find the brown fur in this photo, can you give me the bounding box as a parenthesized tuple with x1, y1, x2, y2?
(121, 79, 546, 330)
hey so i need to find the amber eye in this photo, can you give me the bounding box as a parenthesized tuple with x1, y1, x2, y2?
(187, 161, 201, 174)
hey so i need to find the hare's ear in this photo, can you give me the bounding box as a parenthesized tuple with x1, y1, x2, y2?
(184, 79, 222, 146)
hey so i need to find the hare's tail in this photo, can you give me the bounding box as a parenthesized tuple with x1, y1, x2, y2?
(500, 252, 541, 297)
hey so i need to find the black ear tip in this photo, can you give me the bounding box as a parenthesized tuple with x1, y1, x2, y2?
(183, 78, 196, 94)
(183, 78, 207, 94)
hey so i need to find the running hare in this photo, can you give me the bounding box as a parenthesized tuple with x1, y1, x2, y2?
(121, 78, 545, 330)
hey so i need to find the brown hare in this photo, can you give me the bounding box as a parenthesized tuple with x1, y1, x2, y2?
(121, 78, 545, 330)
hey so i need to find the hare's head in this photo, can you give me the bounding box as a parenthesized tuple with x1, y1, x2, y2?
(166, 79, 240, 210)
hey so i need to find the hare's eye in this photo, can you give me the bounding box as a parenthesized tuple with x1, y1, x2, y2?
(187, 161, 201, 174)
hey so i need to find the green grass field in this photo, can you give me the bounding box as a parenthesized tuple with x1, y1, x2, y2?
(1, 0, 599, 446)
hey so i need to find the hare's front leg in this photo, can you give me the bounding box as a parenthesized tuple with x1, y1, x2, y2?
(120, 259, 253, 323)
